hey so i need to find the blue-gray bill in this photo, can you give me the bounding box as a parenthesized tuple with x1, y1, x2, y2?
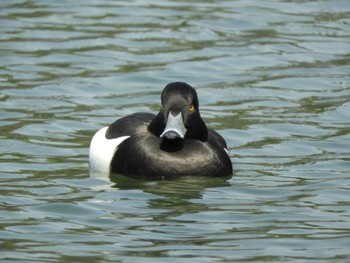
(160, 112, 187, 139)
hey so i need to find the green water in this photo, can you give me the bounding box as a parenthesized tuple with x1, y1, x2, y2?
(1, 0, 350, 262)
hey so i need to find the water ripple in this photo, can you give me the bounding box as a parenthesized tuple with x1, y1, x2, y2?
(1, 0, 350, 262)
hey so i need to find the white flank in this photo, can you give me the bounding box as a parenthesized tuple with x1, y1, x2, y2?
(89, 127, 130, 172)
(224, 148, 229, 156)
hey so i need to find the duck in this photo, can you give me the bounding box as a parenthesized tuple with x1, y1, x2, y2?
(89, 82, 232, 180)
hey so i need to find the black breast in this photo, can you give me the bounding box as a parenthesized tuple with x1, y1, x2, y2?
(110, 124, 232, 180)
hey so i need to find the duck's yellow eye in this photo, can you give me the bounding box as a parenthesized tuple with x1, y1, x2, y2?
(189, 104, 195, 112)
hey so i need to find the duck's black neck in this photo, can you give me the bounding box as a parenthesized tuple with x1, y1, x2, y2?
(148, 112, 165, 137)
(186, 115, 208, 142)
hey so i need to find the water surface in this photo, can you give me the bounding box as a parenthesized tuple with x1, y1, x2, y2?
(1, 0, 350, 262)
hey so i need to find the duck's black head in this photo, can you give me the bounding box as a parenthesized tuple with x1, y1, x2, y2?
(149, 82, 208, 141)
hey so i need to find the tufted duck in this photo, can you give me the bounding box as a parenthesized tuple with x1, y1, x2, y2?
(89, 82, 232, 179)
